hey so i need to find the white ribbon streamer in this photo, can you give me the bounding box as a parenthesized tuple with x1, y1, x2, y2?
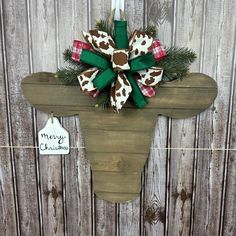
(112, 0, 124, 20)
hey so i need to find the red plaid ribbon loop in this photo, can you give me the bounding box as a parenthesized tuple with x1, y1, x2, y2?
(149, 39, 166, 61)
(137, 80, 156, 97)
(71, 40, 92, 62)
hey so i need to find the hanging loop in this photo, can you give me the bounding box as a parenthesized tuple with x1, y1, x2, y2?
(112, 0, 125, 20)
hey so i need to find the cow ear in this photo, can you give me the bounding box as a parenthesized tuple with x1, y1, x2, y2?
(148, 73, 218, 119)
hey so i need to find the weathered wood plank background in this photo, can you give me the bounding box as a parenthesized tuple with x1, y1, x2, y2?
(0, 0, 235, 235)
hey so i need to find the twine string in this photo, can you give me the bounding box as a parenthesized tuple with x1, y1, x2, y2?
(0, 145, 235, 151)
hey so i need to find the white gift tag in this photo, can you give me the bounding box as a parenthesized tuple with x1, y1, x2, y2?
(38, 117, 70, 155)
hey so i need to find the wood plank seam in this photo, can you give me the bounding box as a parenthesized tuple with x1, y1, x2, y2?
(164, 0, 178, 234)
(54, 0, 67, 233)
(0, 0, 20, 234)
(190, 0, 207, 234)
(26, 0, 43, 235)
(219, 25, 236, 236)
(88, 1, 96, 235)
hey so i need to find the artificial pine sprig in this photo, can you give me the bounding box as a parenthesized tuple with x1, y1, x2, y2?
(95, 11, 114, 36)
(56, 47, 91, 84)
(56, 66, 87, 85)
(95, 19, 113, 35)
(157, 47, 197, 81)
(94, 90, 110, 109)
(143, 25, 157, 38)
(63, 48, 79, 66)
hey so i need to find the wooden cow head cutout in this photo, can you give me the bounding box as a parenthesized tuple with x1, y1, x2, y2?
(21, 72, 217, 203)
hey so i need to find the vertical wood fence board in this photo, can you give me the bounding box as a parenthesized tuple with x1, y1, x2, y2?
(223, 92, 236, 235)
(168, 0, 203, 235)
(144, 123, 167, 236)
(95, 199, 117, 236)
(221, 7, 236, 235)
(0, 19, 18, 235)
(192, 0, 236, 235)
(117, 1, 145, 235)
(90, 0, 111, 22)
(125, 0, 144, 31)
(144, 0, 173, 235)
(0, 1, 236, 236)
(90, 1, 117, 235)
(222, 153, 236, 236)
(40, 157, 64, 235)
(2, 0, 40, 235)
(57, 0, 93, 235)
(29, 0, 64, 234)
(118, 198, 141, 236)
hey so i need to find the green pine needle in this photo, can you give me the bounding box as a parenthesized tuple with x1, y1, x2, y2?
(157, 46, 197, 81)
(95, 19, 113, 36)
(94, 90, 110, 109)
(56, 65, 88, 85)
(56, 48, 91, 85)
(95, 10, 114, 36)
(63, 48, 80, 66)
(143, 25, 157, 38)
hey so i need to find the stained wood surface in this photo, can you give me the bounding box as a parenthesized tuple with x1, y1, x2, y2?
(0, 0, 235, 235)
(21, 72, 217, 118)
(21, 71, 217, 203)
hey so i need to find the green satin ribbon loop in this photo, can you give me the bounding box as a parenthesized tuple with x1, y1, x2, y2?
(114, 21, 129, 49)
(126, 72, 148, 108)
(80, 49, 110, 70)
(93, 68, 117, 90)
(130, 52, 156, 72)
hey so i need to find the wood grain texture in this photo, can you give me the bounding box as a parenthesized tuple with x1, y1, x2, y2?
(21, 72, 217, 118)
(29, 0, 64, 235)
(221, 3, 236, 234)
(94, 198, 116, 236)
(119, 1, 144, 234)
(89, 0, 118, 234)
(192, 0, 236, 235)
(144, 1, 173, 235)
(0, 0, 235, 235)
(168, 0, 204, 235)
(21, 71, 217, 204)
(0, 9, 18, 235)
(2, 0, 40, 235)
(223, 91, 236, 235)
(57, 0, 93, 235)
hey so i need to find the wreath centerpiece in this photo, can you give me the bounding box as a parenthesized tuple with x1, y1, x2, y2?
(21, 12, 217, 203)
(56, 13, 197, 112)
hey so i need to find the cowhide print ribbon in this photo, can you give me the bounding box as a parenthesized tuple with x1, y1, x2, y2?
(73, 20, 165, 112)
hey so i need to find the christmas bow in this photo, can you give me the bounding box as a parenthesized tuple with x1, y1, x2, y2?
(75, 21, 164, 111)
